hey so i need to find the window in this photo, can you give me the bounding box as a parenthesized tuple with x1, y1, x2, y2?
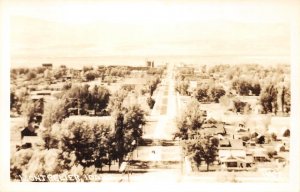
(227, 162, 237, 167)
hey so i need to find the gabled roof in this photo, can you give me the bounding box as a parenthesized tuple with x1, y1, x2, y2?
(221, 155, 250, 163)
(201, 123, 225, 135)
(219, 139, 244, 150)
(230, 139, 244, 149)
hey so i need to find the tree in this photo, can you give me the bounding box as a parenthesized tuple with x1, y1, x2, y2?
(41, 120, 112, 169)
(26, 71, 37, 81)
(114, 113, 126, 167)
(210, 86, 226, 103)
(84, 71, 97, 81)
(112, 104, 146, 167)
(201, 138, 218, 171)
(62, 82, 72, 91)
(107, 89, 128, 113)
(10, 148, 34, 180)
(147, 76, 161, 96)
(176, 81, 189, 95)
(53, 67, 67, 80)
(184, 140, 203, 171)
(260, 84, 278, 114)
(147, 97, 155, 109)
(177, 99, 205, 140)
(88, 85, 110, 113)
(251, 83, 261, 96)
(231, 79, 253, 96)
(42, 99, 68, 128)
(283, 129, 290, 137)
(184, 137, 218, 171)
(280, 86, 291, 114)
(194, 86, 209, 103)
(83, 66, 93, 73)
(232, 99, 247, 114)
(123, 105, 146, 142)
(256, 135, 265, 144)
(62, 85, 110, 114)
(108, 87, 146, 167)
(239, 80, 252, 96)
(21, 99, 43, 123)
(10, 92, 18, 110)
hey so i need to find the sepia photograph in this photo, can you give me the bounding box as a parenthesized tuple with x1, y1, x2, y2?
(1, 0, 300, 192)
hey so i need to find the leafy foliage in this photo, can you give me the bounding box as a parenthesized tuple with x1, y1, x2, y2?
(147, 97, 155, 109)
(177, 99, 205, 140)
(175, 81, 189, 95)
(42, 99, 68, 128)
(184, 137, 218, 171)
(21, 99, 44, 123)
(194, 85, 226, 103)
(260, 84, 278, 114)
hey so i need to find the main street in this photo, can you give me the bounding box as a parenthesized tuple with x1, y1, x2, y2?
(131, 63, 182, 179)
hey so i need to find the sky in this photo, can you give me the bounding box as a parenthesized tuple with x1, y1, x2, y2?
(7, 0, 295, 65)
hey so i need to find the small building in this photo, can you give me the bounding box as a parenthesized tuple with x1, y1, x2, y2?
(220, 155, 254, 170)
(201, 123, 226, 136)
(146, 60, 154, 68)
(42, 63, 53, 70)
(218, 139, 255, 170)
(252, 150, 270, 162)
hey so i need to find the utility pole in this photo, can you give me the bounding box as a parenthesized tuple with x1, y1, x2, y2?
(77, 99, 80, 115)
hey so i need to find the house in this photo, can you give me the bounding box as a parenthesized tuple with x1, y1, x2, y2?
(201, 118, 226, 136)
(248, 147, 270, 162)
(201, 123, 226, 136)
(146, 60, 154, 68)
(20, 123, 40, 149)
(218, 139, 255, 170)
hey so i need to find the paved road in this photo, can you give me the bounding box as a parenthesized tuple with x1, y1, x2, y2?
(133, 63, 182, 171)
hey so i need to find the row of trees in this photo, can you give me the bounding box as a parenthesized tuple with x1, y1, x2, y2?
(175, 81, 226, 104)
(11, 67, 47, 80)
(260, 84, 291, 114)
(12, 120, 113, 181)
(207, 64, 289, 85)
(193, 84, 226, 103)
(42, 84, 110, 128)
(12, 90, 147, 181)
(231, 79, 261, 96)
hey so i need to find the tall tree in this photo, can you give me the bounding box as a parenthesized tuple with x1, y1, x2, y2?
(260, 84, 278, 114)
(201, 138, 218, 171)
(194, 86, 209, 103)
(184, 137, 218, 171)
(42, 99, 68, 128)
(210, 86, 226, 103)
(177, 99, 205, 140)
(175, 81, 189, 95)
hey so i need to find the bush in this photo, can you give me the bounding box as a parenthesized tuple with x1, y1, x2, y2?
(147, 97, 155, 109)
(283, 129, 290, 137)
(26, 71, 37, 81)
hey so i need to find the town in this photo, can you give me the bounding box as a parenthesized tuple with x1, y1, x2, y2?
(10, 61, 290, 182)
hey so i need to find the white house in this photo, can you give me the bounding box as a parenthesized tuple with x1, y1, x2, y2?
(218, 139, 255, 170)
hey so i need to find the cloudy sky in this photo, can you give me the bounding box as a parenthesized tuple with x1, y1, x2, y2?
(8, 0, 293, 60)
